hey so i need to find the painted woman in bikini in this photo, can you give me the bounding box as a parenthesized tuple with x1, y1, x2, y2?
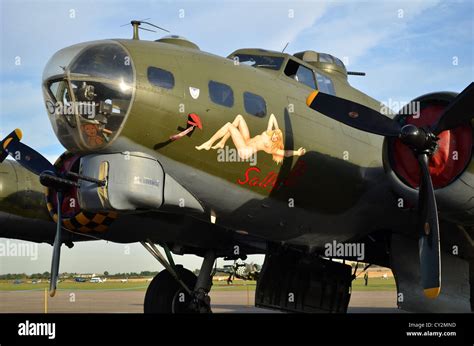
(195, 114, 306, 164)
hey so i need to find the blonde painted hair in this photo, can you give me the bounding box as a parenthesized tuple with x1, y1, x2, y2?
(266, 128, 284, 164)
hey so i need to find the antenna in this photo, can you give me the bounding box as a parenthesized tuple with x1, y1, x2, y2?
(121, 19, 170, 40)
(282, 42, 290, 53)
(347, 71, 366, 76)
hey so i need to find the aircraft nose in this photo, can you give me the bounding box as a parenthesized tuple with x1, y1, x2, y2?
(42, 41, 135, 152)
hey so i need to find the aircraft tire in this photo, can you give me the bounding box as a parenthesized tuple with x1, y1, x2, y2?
(144, 266, 197, 313)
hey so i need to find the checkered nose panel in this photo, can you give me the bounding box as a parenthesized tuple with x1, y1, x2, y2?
(46, 201, 118, 233)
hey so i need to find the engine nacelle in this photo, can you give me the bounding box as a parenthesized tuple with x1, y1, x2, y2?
(46, 152, 118, 234)
(78, 152, 164, 211)
(77, 151, 203, 214)
(383, 92, 474, 226)
(46, 151, 204, 234)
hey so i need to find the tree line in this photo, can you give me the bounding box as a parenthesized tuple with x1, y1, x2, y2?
(0, 271, 160, 280)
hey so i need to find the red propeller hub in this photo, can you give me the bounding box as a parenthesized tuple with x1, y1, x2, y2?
(392, 103, 472, 188)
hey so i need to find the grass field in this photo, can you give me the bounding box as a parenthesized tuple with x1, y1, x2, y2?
(351, 277, 396, 291)
(0, 277, 396, 292)
(0, 280, 149, 291)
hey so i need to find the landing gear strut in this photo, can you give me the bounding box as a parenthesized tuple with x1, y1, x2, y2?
(142, 240, 216, 313)
(189, 250, 215, 313)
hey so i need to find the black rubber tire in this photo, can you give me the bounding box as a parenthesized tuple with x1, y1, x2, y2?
(144, 266, 197, 313)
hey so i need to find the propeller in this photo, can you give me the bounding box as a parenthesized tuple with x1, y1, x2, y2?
(306, 83, 474, 298)
(1, 129, 100, 296)
(432, 83, 474, 135)
(0, 129, 23, 163)
(49, 190, 63, 296)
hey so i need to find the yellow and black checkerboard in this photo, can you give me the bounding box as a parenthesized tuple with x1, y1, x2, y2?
(46, 199, 118, 233)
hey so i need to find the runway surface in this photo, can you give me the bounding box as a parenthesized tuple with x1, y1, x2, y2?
(0, 290, 400, 313)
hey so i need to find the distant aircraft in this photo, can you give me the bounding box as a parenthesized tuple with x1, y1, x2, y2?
(0, 20, 472, 313)
(217, 262, 261, 283)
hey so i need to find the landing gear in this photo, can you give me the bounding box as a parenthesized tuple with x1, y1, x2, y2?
(142, 240, 216, 313)
(144, 266, 197, 313)
(188, 250, 215, 313)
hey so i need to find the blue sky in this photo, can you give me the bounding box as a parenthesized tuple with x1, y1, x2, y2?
(0, 0, 473, 274)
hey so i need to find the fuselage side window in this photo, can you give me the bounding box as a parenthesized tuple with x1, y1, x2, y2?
(243, 92, 267, 117)
(284, 59, 316, 89)
(315, 72, 336, 95)
(147, 67, 175, 89)
(209, 80, 234, 107)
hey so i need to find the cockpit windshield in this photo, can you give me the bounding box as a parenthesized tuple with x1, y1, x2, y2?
(69, 45, 133, 83)
(233, 54, 284, 70)
(42, 41, 134, 151)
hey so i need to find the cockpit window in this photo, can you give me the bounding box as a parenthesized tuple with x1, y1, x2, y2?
(284, 59, 316, 89)
(333, 57, 345, 68)
(43, 41, 135, 151)
(233, 54, 284, 70)
(69, 45, 133, 83)
(318, 53, 334, 63)
(47, 80, 76, 127)
(43, 42, 90, 81)
(315, 72, 336, 95)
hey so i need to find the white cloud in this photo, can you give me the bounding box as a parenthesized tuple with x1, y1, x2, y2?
(169, 2, 333, 55)
(352, 61, 473, 105)
(295, 0, 441, 65)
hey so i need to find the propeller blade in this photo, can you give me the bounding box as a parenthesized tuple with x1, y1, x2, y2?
(432, 82, 474, 135)
(49, 191, 63, 297)
(305, 90, 444, 298)
(5, 140, 55, 176)
(0, 129, 23, 163)
(417, 154, 441, 298)
(306, 91, 402, 137)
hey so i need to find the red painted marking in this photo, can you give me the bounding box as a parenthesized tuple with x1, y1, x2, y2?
(170, 113, 203, 141)
(188, 113, 202, 129)
(392, 104, 472, 188)
(237, 161, 307, 191)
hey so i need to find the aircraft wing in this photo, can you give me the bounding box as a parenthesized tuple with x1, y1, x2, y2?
(0, 159, 91, 244)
